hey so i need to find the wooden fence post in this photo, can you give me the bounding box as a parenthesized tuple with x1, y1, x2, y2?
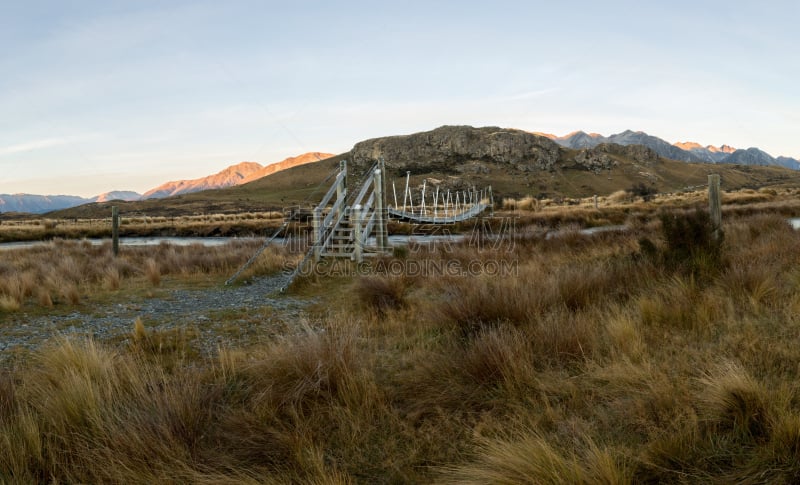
(708, 174, 721, 241)
(111, 206, 120, 256)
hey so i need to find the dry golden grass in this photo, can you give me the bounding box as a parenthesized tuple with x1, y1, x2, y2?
(0, 295, 20, 312)
(0, 239, 298, 311)
(0, 211, 285, 243)
(3, 210, 800, 482)
(502, 195, 539, 211)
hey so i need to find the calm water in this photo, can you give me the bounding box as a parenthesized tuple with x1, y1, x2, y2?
(3, 220, 799, 252)
(0, 237, 261, 251)
(0, 234, 465, 252)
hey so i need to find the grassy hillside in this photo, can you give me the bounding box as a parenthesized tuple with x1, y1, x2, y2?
(44, 144, 800, 220)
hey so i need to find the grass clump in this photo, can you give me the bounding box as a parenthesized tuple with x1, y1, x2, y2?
(355, 275, 408, 315)
(442, 432, 630, 485)
(2, 211, 800, 482)
(639, 209, 725, 279)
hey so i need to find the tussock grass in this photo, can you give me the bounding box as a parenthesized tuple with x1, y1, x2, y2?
(0, 239, 297, 310)
(3, 211, 800, 482)
(502, 195, 539, 211)
(144, 257, 161, 286)
(355, 275, 408, 314)
(0, 295, 20, 312)
(698, 363, 772, 439)
(0, 211, 286, 243)
(442, 432, 630, 485)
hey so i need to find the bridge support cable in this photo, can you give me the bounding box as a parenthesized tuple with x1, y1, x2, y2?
(224, 221, 289, 286)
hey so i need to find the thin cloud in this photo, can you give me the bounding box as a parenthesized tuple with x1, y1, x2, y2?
(0, 135, 96, 157)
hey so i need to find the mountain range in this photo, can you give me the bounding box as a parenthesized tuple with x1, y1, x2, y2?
(541, 130, 800, 170)
(0, 152, 332, 214)
(3, 127, 800, 215)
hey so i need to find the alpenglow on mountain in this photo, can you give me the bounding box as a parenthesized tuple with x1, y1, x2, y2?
(0, 152, 333, 214)
(542, 130, 800, 170)
(142, 152, 333, 199)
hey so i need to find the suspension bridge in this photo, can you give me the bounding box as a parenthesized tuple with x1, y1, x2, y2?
(226, 158, 493, 285)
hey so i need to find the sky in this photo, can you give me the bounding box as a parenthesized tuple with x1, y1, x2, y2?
(1, 0, 798, 197)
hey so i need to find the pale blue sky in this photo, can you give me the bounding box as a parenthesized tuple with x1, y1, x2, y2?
(1, 1, 798, 196)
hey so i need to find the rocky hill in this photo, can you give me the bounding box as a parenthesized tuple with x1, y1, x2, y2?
(351, 125, 625, 177)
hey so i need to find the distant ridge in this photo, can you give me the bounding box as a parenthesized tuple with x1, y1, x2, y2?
(143, 152, 333, 199)
(93, 191, 142, 203)
(142, 161, 264, 199)
(0, 152, 334, 213)
(549, 130, 800, 169)
(674, 142, 736, 163)
(242, 152, 333, 183)
(0, 194, 90, 214)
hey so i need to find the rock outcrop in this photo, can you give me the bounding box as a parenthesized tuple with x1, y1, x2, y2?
(350, 125, 562, 176)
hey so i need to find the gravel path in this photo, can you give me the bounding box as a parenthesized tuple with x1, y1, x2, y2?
(0, 273, 313, 361)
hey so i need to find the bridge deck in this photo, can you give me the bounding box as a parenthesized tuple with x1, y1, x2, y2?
(388, 203, 490, 224)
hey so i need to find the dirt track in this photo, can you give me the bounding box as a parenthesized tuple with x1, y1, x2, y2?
(0, 273, 312, 362)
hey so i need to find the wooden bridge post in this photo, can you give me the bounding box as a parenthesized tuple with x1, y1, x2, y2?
(312, 207, 321, 262)
(403, 171, 410, 212)
(352, 204, 363, 263)
(337, 160, 347, 222)
(434, 186, 439, 219)
(421, 179, 427, 216)
(373, 165, 389, 251)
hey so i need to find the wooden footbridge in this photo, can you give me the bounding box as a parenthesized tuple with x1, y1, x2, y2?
(305, 159, 493, 260)
(226, 159, 493, 285)
(388, 172, 493, 224)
